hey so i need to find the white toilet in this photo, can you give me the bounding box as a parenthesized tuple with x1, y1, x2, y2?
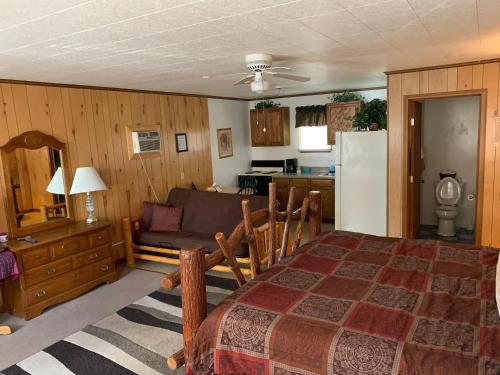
(435, 177, 462, 237)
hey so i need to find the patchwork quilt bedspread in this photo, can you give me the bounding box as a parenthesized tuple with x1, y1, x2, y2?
(187, 231, 500, 375)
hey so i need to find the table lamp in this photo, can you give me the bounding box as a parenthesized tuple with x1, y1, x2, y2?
(70, 167, 108, 224)
(46, 167, 65, 195)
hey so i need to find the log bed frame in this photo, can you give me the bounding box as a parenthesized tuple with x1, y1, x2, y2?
(162, 184, 322, 369)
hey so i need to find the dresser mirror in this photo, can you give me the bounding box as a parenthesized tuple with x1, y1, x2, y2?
(0, 131, 74, 238)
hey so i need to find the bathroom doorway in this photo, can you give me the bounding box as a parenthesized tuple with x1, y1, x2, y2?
(405, 91, 486, 245)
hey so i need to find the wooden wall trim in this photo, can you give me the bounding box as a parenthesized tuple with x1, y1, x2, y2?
(0, 78, 248, 101)
(261, 86, 387, 100)
(0, 78, 387, 102)
(385, 58, 500, 75)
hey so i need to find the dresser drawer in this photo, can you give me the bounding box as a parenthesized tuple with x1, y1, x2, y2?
(25, 258, 73, 287)
(22, 247, 51, 270)
(26, 270, 79, 307)
(73, 245, 110, 268)
(50, 236, 88, 259)
(88, 229, 109, 248)
(78, 257, 114, 285)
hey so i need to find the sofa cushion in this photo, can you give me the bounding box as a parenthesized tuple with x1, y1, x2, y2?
(134, 230, 249, 257)
(150, 205, 183, 232)
(166, 188, 268, 236)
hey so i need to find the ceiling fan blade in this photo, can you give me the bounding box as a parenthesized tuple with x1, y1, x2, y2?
(268, 72, 310, 82)
(233, 75, 255, 85)
(266, 66, 292, 71)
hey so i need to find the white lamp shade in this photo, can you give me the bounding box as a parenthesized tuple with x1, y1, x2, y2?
(46, 167, 66, 195)
(70, 167, 108, 195)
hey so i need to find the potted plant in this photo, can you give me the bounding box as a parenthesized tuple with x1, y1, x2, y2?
(352, 99, 387, 131)
(254, 100, 281, 110)
(328, 91, 364, 103)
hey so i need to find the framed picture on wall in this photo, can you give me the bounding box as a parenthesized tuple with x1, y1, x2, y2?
(175, 133, 188, 152)
(217, 128, 233, 159)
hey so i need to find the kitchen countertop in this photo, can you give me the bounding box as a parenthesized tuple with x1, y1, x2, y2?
(273, 172, 335, 180)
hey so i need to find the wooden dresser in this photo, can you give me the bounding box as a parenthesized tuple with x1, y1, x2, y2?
(2, 221, 117, 320)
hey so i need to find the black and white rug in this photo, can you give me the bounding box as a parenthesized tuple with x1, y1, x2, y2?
(1, 275, 238, 375)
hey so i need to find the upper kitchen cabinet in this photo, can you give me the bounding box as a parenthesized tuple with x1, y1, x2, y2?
(326, 101, 362, 144)
(250, 107, 290, 146)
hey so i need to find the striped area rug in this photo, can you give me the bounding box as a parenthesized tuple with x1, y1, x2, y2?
(1, 275, 238, 375)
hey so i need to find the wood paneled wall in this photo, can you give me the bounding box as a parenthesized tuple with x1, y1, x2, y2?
(0, 83, 213, 258)
(387, 62, 500, 247)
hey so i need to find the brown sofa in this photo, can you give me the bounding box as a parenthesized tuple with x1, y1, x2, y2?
(123, 188, 269, 271)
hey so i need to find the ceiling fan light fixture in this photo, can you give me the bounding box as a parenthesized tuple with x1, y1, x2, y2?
(251, 79, 270, 93)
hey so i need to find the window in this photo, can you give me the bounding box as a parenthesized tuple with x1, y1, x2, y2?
(299, 125, 331, 152)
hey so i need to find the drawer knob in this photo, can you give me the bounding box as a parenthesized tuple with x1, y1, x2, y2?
(89, 253, 98, 260)
(35, 289, 46, 297)
(100, 264, 109, 272)
(46, 267, 56, 275)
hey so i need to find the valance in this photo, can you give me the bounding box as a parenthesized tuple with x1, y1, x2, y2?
(295, 105, 327, 127)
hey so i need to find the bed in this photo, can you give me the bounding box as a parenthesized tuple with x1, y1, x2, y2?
(186, 231, 500, 375)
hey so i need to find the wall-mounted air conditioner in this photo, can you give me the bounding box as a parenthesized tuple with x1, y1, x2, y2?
(126, 126, 162, 160)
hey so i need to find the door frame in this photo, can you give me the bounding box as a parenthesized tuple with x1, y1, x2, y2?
(403, 89, 487, 245)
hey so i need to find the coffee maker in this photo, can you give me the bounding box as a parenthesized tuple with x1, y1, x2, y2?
(285, 158, 298, 174)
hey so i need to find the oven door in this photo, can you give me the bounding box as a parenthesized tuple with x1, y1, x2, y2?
(238, 175, 271, 196)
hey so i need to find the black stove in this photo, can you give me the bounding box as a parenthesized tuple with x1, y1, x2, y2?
(238, 160, 285, 196)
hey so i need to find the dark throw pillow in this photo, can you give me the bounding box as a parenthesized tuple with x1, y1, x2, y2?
(150, 205, 183, 232)
(141, 201, 156, 229)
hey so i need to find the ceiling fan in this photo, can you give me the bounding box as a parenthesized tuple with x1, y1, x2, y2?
(233, 53, 310, 93)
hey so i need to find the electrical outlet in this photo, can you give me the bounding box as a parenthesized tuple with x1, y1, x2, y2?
(180, 171, 185, 180)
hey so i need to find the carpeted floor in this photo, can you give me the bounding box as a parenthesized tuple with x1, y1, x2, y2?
(0, 274, 238, 375)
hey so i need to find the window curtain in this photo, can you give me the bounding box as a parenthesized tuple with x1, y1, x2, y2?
(295, 105, 327, 128)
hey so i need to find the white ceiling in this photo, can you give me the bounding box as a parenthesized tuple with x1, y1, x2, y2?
(0, 0, 499, 99)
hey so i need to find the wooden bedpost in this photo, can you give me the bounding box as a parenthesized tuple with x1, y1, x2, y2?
(308, 191, 322, 240)
(180, 247, 207, 363)
(268, 182, 277, 267)
(122, 217, 135, 266)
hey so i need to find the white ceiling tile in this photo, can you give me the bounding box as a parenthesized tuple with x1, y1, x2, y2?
(299, 10, 371, 39)
(275, 0, 344, 19)
(0, 0, 90, 29)
(350, 0, 416, 31)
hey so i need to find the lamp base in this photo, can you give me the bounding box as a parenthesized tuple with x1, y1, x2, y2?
(85, 192, 97, 224)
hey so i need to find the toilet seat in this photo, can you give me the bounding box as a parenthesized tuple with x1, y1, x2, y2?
(436, 177, 461, 205)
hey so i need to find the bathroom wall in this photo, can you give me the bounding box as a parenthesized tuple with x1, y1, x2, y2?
(420, 96, 480, 229)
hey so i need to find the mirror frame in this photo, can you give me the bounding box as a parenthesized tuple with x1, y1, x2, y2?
(0, 131, 74, 238)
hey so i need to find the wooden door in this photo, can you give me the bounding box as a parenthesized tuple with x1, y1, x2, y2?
(266, 108, 283, 146)
(250, 110, 266, 146)
(326, 101, 362, 145)
(407, 100, 423, 238)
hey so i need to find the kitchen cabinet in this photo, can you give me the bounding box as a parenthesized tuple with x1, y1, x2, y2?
(250, 107, 290, 146)
(273, 177, 335, 220)
(326, 101, 362, 145)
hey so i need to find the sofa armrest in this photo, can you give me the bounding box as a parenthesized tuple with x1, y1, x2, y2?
(122, 215, 143, 266)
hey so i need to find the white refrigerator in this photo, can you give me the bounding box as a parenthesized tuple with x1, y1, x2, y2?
(334, 130, 387, 236)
